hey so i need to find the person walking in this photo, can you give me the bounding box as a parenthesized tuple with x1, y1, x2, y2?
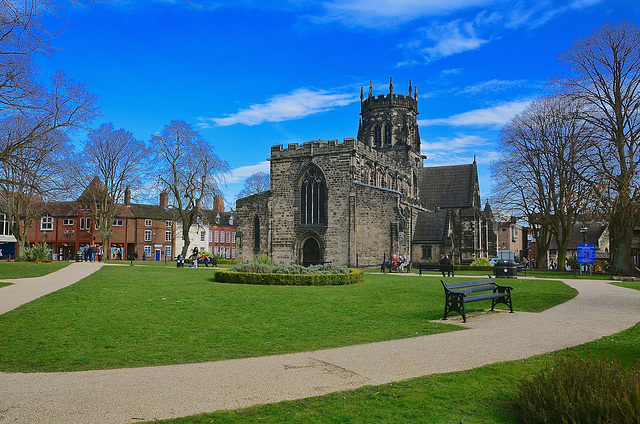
(440, 254, 451, 277)
(192, 247, 199, 268)
(83, 244, 90, 262)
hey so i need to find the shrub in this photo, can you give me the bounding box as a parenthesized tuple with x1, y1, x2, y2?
(253, 254, 274, 265)
(470, 257, 491, 267)
(513, 353, 640, 424)
(23, 243, 53, 263)
(214, 268, 363, 286)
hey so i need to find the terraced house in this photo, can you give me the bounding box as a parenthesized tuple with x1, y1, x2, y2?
(0, 181, 236, 261)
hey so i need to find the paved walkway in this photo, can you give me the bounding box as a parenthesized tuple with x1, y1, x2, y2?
(1, 265, 640, 423)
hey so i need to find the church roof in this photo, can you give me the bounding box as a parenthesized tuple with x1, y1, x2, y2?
(413, 211, 450, 243)
(417, 163, 477, 209)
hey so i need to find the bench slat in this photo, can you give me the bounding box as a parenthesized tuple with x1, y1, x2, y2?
(443, 279, 493, 289)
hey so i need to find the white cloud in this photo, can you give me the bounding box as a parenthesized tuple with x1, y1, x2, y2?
(226, 161, 270, 184)
(408, 19, 489, 63)
(458, 79, 529, 95)
(419, 100, 531, 127)
(421, 134, 498, 166)
(198, 88, 357, 127)
(317, 0, 496, 27)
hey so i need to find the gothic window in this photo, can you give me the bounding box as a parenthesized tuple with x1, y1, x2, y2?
(374, 124, 382, 147)
(300, 167, 326, 225)
(422, 245, 432, 259)
(254, 215, 260, 251)
(384, 122, 392, 146)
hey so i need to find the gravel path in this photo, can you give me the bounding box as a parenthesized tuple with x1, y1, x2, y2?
(1, 265, 639, 423)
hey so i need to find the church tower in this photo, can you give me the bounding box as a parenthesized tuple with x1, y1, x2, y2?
(358, 78, 422, 168)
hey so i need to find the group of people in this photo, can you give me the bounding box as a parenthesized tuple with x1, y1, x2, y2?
(79, 243, 103, 262)
(388, 254, 410, 272)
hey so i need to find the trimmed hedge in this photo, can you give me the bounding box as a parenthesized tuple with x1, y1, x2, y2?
(214, 268, 364, 286)
(454, 265, 494, 272)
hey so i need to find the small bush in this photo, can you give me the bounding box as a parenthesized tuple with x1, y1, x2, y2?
(254, 254, 274, 265)
(23, 243, 53, 263)
(513, 353, 640, 424)
(470, 257, 491, 267)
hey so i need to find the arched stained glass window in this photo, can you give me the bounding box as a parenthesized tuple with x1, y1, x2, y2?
(300, 167, 326, 224)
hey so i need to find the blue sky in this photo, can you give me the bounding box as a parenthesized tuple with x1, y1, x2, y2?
(37, 0, 638, 209)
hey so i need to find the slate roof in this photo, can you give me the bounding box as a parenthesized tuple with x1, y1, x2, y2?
(129, 203, 174, 220)
(413, 211, 450, 243)
(549, 222, 608, 250)
(201, 209, 236, 226)
(417, 163, 477, 209)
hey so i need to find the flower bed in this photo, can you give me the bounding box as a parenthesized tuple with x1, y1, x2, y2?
(214, 265, 363, 286)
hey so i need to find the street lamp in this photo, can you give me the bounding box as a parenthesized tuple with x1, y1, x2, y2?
(580, 226, 588, 244)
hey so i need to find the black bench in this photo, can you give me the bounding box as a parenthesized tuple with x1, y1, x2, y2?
(419, 263, 455, 276)
(441, 277, 514, 323)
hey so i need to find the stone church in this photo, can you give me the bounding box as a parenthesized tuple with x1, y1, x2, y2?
(236, 79, 497, 267)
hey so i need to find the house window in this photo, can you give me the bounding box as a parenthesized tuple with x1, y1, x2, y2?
(214, 230, 219, 243)
(232, 232, 236, 243)
(226, 231, 230, 244)
(113, 219, 123, 226)
(300, 167, 326, 224)
(165, 246, 171, 258)
(80, 217, 91, 230)
(421, 245, 432, 259)
(165, 231, 172, 242)
(208, 230, 212, 243)
(0, 213, 12, 236)
(144, 245, 151, 257)
(165, 220, 172, 227)
(200, 231, 206, 242)
(145, 219, 152, 226)
(41, 215, 53, 231)
(63, 218, 74, 226)
(214, 246, 218, 255)
(144, 230, 152, 241)
(232, 247, 236, 259)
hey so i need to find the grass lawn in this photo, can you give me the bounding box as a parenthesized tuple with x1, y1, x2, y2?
(0, 260, 70, 279)
(0, 267, 576, 373)
(152, 281, 640, 424)
(152, 322, 640, 424)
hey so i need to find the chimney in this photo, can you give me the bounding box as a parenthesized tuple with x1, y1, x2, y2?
(124, 187, 131, 207)
(213, 195, 224, 212)
(159, 190, 168, 208)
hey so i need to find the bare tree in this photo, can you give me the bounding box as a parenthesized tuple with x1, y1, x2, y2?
(0, 116, 76, 260)
(553, 20, 640, 275)
(491, 95, 594, 270)
(152, 120, 229, 257)
(236, 172, 270, 200)
(0, 69, 99, 166)
(80, 123, 150, 254)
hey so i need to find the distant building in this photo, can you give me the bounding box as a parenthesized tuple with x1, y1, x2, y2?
(2, 180, 236, 261)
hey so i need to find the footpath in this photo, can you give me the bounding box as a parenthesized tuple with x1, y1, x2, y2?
(1, 264, 640, 423)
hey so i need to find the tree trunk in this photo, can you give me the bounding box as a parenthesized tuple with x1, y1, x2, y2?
(609, 210, 635, 275)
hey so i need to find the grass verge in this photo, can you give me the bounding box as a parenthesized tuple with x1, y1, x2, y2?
(0, 268, 575, 372)
(0, 261, 70, 279)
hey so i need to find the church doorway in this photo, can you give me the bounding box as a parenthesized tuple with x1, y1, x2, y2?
(302, 237, 322, 266)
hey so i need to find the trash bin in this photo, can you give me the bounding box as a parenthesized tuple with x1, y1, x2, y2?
(177, 254, 184, 268)
(76, 251, 83, 262)
(494, 259, 518, 278)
